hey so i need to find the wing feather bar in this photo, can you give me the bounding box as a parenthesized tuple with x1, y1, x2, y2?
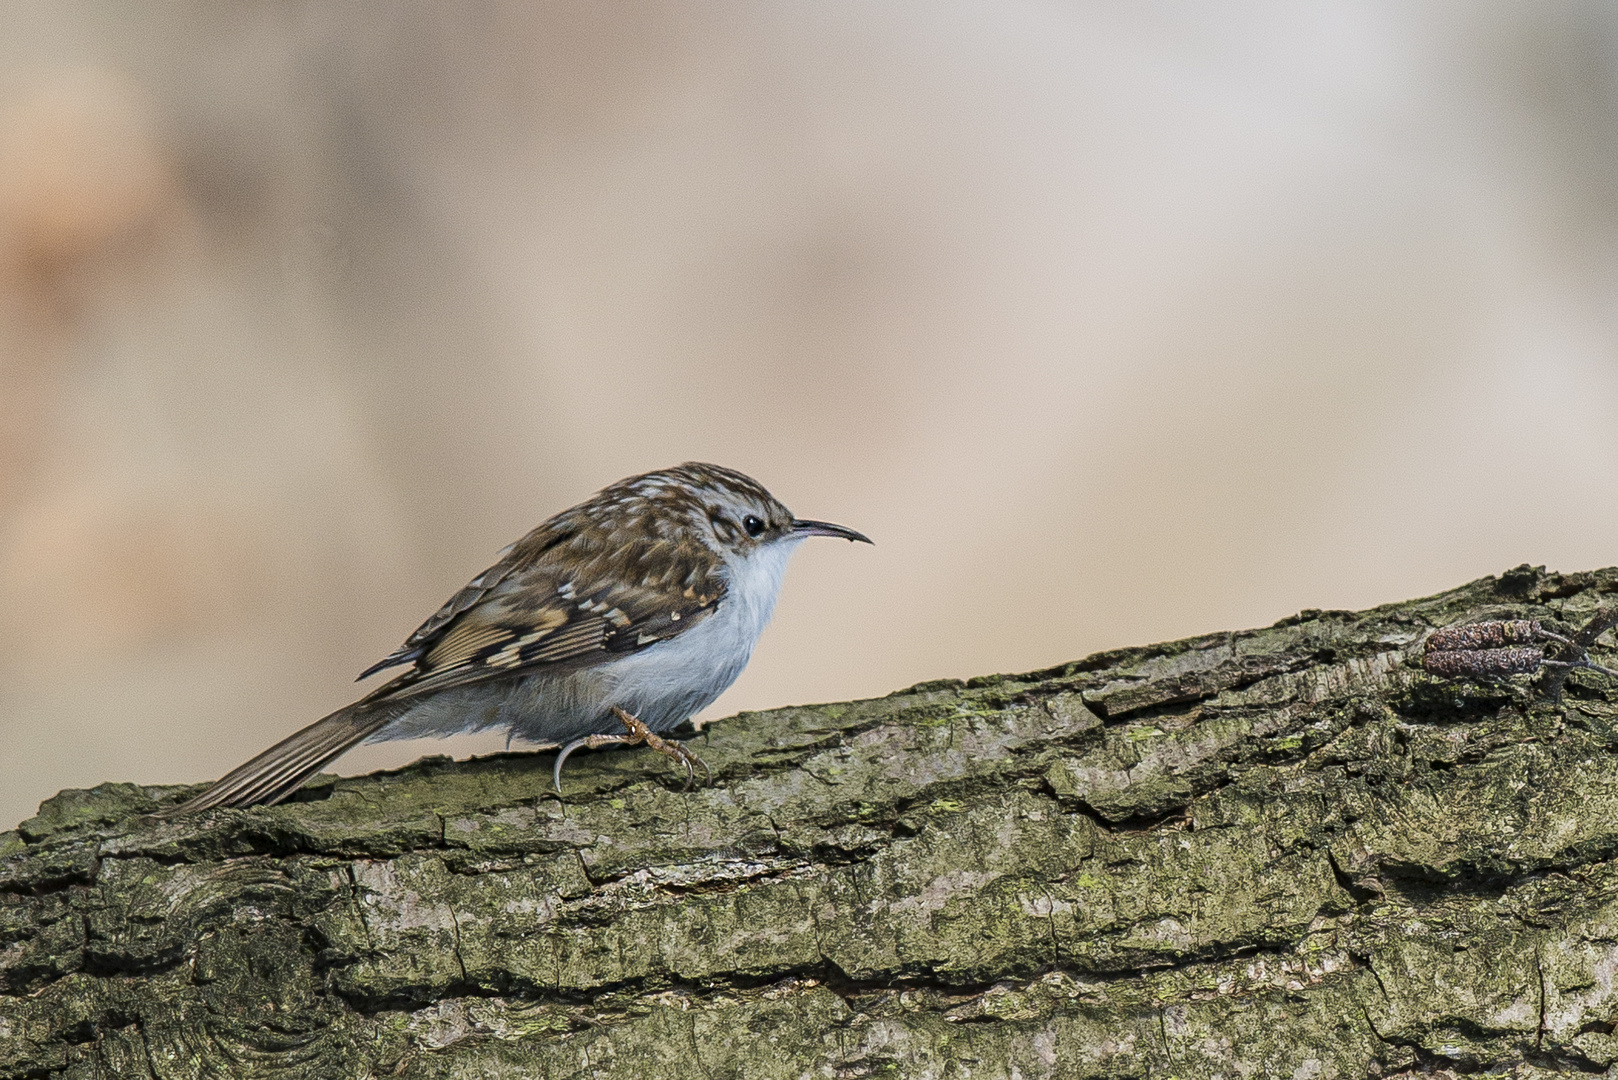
(511, 616, 609, 664)
(426, 620, 527, 670)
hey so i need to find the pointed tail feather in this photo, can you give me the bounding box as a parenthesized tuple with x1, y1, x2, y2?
(163, 703, 397, 814)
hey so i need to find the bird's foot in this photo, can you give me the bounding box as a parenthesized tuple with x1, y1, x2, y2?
(611, 707, 712, 791)
(552, 707, 712, 793)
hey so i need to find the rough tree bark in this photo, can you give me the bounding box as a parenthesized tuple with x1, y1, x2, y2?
(7, 565, 1618, 1078)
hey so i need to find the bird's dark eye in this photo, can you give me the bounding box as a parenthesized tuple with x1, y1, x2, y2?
(743, 515, 765, 537)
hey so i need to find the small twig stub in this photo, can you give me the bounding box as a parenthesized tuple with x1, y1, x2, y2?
(1423, 609, 1618, 700)
(1423, 645, 1544, 679)
(1425, 620, 1546, 653)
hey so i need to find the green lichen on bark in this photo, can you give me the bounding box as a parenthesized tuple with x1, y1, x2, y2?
(7, 564, 1618, 1077)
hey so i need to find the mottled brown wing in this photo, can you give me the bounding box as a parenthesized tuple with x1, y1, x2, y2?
(357, 530, 725, 703)
(354, 545, 526, 680)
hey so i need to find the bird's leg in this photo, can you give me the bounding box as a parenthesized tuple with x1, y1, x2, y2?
(609, 706, 713, 791)
(552, 707, 713, 793)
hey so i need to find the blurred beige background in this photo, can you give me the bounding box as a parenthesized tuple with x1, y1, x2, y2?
(2, 1, 1616, 828)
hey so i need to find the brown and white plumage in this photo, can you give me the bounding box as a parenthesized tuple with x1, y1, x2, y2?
(168, 463, 869, 813)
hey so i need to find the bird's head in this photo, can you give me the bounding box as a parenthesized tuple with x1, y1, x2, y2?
(623, 462, 871, 561)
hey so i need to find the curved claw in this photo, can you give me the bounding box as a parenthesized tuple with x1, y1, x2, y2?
(553, 737, 593, 793)
(673, 744, 713, 792)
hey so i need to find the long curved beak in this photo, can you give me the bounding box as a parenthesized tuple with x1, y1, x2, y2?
(791, 519, 873, 544)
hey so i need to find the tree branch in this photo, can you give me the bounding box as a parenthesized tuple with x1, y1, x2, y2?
(6, 564, 1618, 1077)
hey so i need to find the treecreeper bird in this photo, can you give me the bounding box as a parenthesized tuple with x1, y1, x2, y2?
(169, 463, 870, 813)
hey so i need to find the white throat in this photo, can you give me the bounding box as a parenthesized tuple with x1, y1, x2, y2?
(717, 535, 804, 647)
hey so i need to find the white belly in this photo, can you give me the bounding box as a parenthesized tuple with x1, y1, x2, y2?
(601, 536, 800, 730)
